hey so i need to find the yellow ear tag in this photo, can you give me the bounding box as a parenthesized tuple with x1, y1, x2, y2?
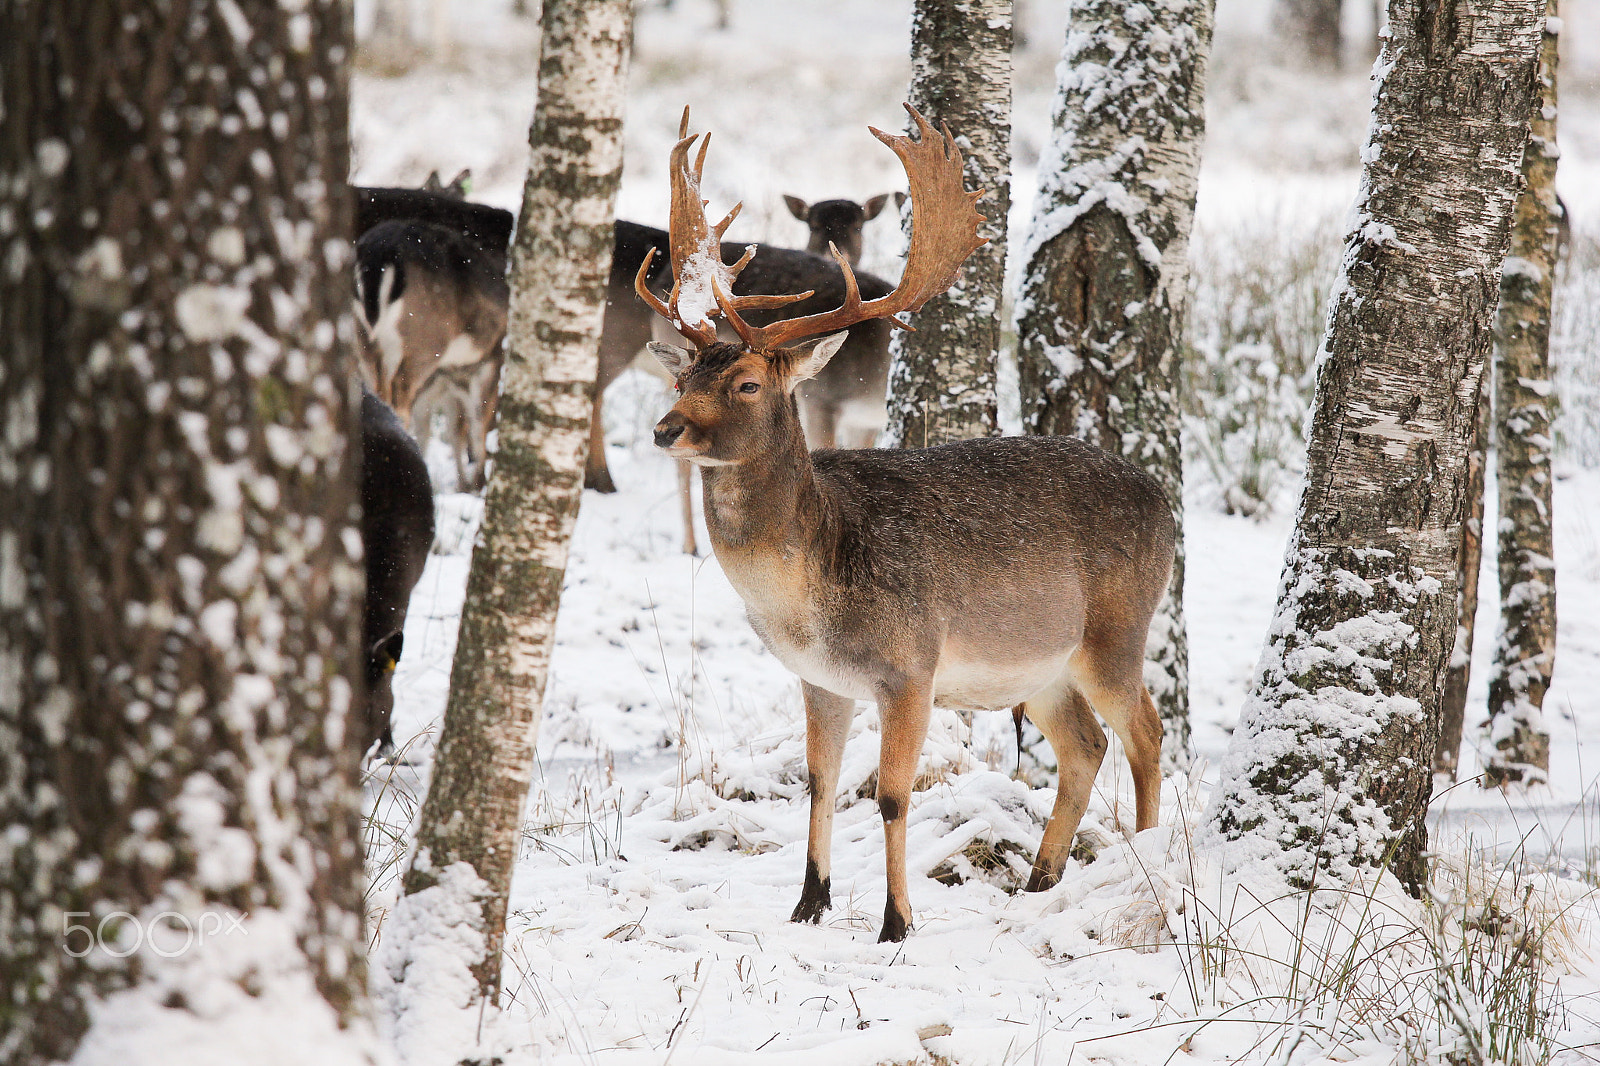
(383, 656, 398, 673)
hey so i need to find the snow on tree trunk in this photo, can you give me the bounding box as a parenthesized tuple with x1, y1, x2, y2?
(1435, 367, 1490, 782)
(388, 0, 631, 1026)
(0, 2, 376, 1062)
(1203, 0, 1545, 893)
(1484, 3, 1560, 788)
(1276, 0, 1343, 70)
(1013, 0, 1213, 773)
(881, 0, 1010, 447)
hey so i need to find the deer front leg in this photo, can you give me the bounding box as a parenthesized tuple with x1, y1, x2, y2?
(677, 459, 698, 555)
(875, 679, 933, 942)
(792, 682, 854, 924)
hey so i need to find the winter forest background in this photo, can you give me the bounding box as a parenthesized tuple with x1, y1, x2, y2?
(11, 0, 1600, 1061)
(357, 0, 1600, 1059)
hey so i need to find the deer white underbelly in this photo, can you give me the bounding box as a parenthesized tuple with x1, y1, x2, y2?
(932, 649, 1074, 710)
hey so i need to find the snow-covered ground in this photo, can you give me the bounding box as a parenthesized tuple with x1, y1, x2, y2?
(353, 0, 1600, 1061)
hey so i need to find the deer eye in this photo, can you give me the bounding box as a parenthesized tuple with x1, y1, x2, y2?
(736, 381, 760, 395)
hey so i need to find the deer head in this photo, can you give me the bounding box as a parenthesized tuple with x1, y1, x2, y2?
(782, 192, 904, 266)
(642, 104, 986, 464)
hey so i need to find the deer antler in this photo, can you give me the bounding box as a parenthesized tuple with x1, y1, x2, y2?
(713, 103, 987, 354)
(636, 108, 813, 348)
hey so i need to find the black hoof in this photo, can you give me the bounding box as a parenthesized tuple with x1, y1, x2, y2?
(790, 861, 831, 924)
(878, 901, 910, 943)
(585, 471, 617, 494)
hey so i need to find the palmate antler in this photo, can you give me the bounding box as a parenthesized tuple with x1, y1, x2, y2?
(639, 104, 987, 354)
(634, 109, 812, 347)
(725, 104, 987, 352)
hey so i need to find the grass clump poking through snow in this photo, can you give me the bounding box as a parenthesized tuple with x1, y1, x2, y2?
(1182, 211, 1342, 518)
(1149, 816, 1587, 1065)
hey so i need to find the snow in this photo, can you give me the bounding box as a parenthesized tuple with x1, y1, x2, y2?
(335, 0, 1600, 1060)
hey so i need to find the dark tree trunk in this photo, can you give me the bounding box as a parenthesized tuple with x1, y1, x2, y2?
(1485, 1, 1560, 788)
(1205, 0, 1544, 892)
(0, 1, 373, 1060)
(394, 0, 632, 1009)
(1014, 0, 1214, 773)
(882, 0, 1011, 447)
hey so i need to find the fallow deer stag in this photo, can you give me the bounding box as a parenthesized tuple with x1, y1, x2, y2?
(640, 106, 1172, 942)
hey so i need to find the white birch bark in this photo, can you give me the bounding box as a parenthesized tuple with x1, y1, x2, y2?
(882, 0, 1010, 447)
(1204, 0, 1545, 891)
(389, 0, 631, 1021)
(1484, 2, 1560, 788)
(1013, 0, 1214, 773)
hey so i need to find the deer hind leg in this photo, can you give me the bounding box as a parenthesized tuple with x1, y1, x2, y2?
(874, 679, 934, 942)
(1069, 642, 1163, 836)
(1022, 679, 1107, 892)
(791, 682, 854, 925)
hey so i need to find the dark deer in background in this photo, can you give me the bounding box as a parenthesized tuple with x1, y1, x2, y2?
(641, 106, 1172, 942)
(351, 190, 513, 489)
(359, 389, 435, 759)
(783, 191, 904, 267)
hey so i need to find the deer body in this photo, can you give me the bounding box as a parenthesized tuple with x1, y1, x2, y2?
(353, 205, 510, 489)
(359, 388, 435, 758)
(656, 342, 1171, 939)
(639, 107, 1173, 941)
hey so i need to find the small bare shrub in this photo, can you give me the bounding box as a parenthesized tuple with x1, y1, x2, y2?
(1183, 213, 1342, 517)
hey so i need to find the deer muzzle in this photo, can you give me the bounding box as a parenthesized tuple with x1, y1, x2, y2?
(653, 415, 687, 451)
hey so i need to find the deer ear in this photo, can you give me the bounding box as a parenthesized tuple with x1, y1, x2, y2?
(786, 332, 849, 392)
(862, 193, 890, 220)
(893, 191, 908, 210)
(648, 342, 693, 378)
(783, 195, 810, 222)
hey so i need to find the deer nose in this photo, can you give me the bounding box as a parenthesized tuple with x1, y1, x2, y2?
(653, 418, 686, 450)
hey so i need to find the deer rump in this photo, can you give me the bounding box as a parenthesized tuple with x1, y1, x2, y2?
(741, 437, 1175, 707)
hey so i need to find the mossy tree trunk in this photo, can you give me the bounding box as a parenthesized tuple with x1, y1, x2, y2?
(1484, 2, 1560, 788)
(396, 0, 632, 1005)
(1014, 0, 1214, 773)
(1204, 0, 1544, 892)
(882, 0, 1010, 448)
(0, 1, 374, 1060)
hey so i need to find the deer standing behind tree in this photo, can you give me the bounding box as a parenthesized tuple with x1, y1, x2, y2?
(641, 106, 1172, 942)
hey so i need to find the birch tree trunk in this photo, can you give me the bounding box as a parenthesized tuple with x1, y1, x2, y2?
(393, 0, 631, 1007)
(0, 2, 375, 1061)
(881, 0, 1010, 448)
(1484, 3, 1560, 788)
(1014, 0, 1213, 773)
(1275, 0, 1343, 70)
(1435, 368, 1490, 781)
(1204, 0, 1544, 892)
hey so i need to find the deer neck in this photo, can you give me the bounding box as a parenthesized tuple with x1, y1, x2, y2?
(700, 411, 824, 564)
